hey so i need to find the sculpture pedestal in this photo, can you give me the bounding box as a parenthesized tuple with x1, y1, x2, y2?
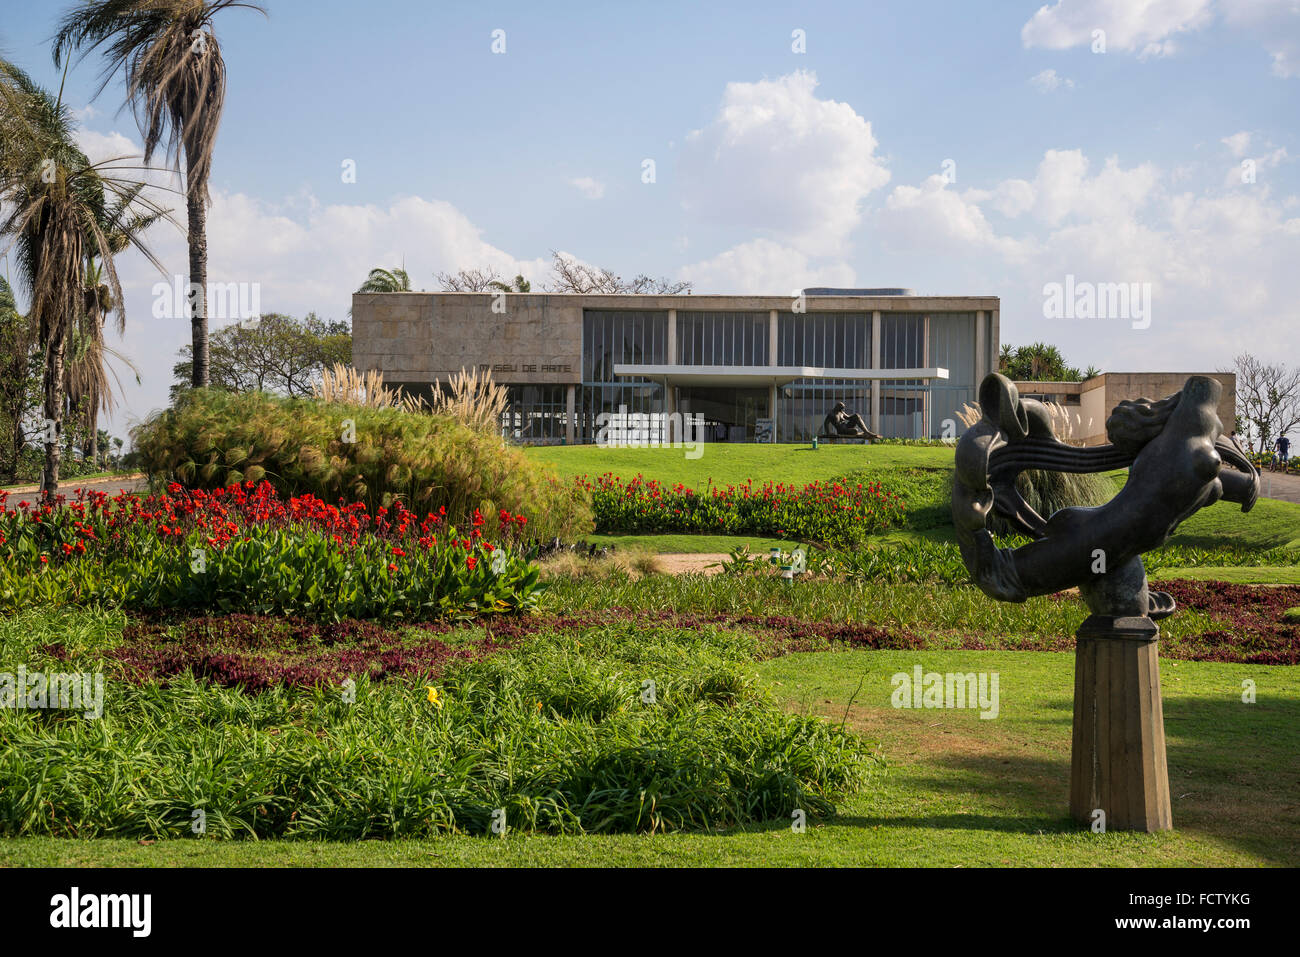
(1069, 616, 1173, 832)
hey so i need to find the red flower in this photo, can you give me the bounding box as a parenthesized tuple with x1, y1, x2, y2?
(467, 556, 478, 571)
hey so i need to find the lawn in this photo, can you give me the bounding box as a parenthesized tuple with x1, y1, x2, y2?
(526, 442, 954, 488)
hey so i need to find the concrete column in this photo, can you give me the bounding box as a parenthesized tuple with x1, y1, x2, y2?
(975, 310, 987, 383)
(990, 308, 1000, 377)
(663, 376, 676, 444)
(871, 310, 882, 434)
(565, 383, 576, 445)
(922, 314, 931, 439)
(768, 309, 778, 365)
(667, 309, 677, 364)
(768, 382, 778, 442)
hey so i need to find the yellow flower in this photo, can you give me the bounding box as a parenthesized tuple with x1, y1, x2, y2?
(426, 686, 444, 709)
(536, 700, 543, 712)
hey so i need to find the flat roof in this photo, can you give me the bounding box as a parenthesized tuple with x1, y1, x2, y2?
(614, 363, 950, 387)
(352, 292, 999, 311)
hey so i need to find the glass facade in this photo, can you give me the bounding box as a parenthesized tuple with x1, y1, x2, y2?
(677, 311, 769, 365)
(500, 384, 568, 444)
(543, 306, 988, 444)
(777, 312, 870, 368)
(578, 310, 667, 443)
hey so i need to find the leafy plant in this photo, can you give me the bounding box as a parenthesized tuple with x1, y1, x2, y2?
(130, 388, 592, 540)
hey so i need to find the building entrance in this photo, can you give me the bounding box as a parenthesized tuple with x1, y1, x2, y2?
(677, 387, 768, 442)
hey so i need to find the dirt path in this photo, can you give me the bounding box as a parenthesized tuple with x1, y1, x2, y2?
(655, 553, 733, 576)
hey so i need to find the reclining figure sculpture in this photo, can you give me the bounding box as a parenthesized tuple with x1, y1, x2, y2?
(821, 401, 882, 442)
(952, 373, 1258, 620)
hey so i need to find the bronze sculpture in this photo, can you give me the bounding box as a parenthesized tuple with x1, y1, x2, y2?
(952, 372, 1259, 831)
(821, 401, 882, 441)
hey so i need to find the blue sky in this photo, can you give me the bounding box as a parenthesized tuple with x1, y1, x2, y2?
(1, 0, 1298, 434)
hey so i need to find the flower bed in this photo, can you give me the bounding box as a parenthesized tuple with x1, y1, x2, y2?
(580, 473, 907, 546)
(0, 482, 541, 621)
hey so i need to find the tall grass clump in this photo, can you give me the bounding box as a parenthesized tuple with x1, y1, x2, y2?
(0, 616, 875, 838)
(955, 401, 1113, 533)
(131, 388, 591, 540)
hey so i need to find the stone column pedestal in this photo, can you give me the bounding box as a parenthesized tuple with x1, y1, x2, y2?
(1069, 615, 1173, 833)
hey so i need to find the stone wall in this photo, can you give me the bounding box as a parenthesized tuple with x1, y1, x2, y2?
(351, 293, 584, 389)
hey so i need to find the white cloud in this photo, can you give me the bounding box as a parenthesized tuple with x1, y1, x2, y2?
(678, 70, 890, 256)
(70, 132, 550, 436)
(872, 144, 1300, 378)
(1222, 131, 1253, 157)
(879, 176, 1028, 261)
(679, 239, 855, 294)
(1022, 0, 1300, 77)
(1029, 68, 1075, 92)
(1221, 0, 1300, 78)
(1021, 0, 1213, 53)
(569, 176, 605, 200)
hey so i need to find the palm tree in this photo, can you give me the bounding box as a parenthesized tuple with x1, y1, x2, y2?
(350, 266, 412, 316)
(53, 0, 267, 390)
(0, 58, 164, 493)
(67, 185, 163, 462)
(356, 266, 412, 294)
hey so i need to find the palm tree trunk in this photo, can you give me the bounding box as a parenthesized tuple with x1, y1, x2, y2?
(86, 399, 99, 466)
(187, 187, 210, 388)
(41, 331, 66, 496)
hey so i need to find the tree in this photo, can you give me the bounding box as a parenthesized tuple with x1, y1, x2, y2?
(998, 342, 1084, 382)
(490, 274, 530, 293)
(1224, 352, 1300, 453)
(0, 276, 41, 483)
(350, 266, 412, 315)
(546, 250, 691, 294)
(54, 0, 268, 389)
(170, 312, 351, 401)
(0, 57, 163, 493)
(435, 266, 510, 292)
(67, 183, 162, 463)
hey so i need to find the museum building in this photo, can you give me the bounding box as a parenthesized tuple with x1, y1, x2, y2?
(351, 289, 1001, 444)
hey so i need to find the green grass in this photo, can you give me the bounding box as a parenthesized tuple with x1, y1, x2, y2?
(1152, 566, 1300, 584)
(526, 443, 954, 489)
(5, 646, 1294, 867)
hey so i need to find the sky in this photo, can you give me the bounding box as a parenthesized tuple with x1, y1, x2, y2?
(1, 0, 1298, 437)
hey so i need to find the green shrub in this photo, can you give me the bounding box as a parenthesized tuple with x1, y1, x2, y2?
(130, 389, 592, 542)
(0, 616, 875, 837)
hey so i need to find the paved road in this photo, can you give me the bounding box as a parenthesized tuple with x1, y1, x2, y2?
(2, 473, 148, 499)
(1259, 470, 1300, 505)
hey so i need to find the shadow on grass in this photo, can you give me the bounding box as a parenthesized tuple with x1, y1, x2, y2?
(823, 693, 1300, 864)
